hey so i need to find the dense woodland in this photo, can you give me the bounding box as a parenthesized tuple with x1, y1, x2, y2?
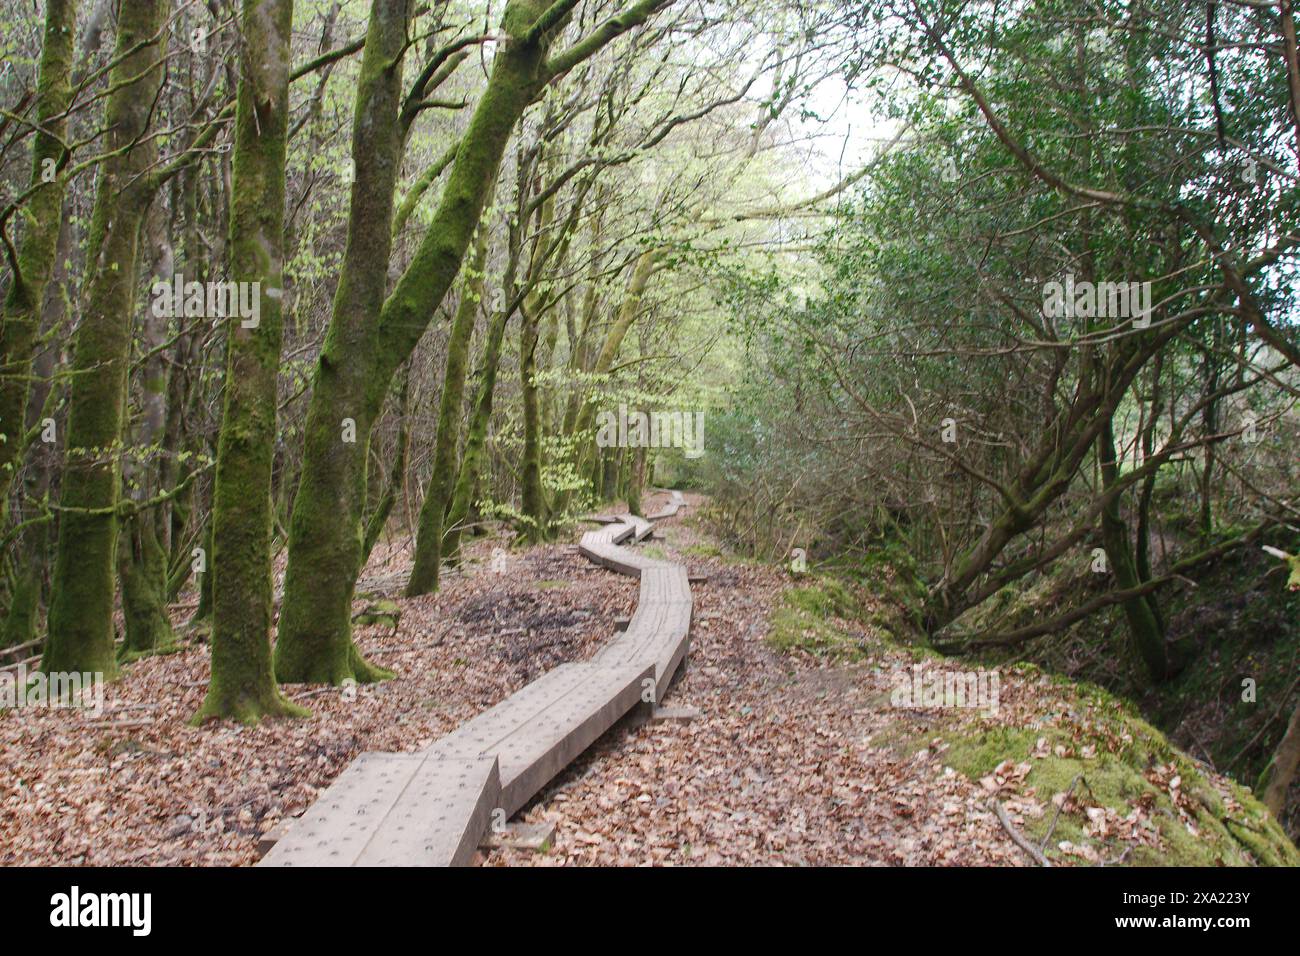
(2, 0, 1299, 858)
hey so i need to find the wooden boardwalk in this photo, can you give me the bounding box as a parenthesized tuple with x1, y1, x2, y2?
(260, 490, 690, 867)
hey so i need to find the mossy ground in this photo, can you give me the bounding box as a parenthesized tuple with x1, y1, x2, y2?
(765, 579, 868, 660)
(763, 572, 1298, 866)
(926, 708, 1297, 867)
(934, 532, 1300, 841)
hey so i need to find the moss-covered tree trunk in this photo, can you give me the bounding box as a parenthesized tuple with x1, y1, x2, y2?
(162, 165, 209, 588)
(116, 520, 174, 658)
(519, 296, 548, 541)
(361, 362, 413, 567)
(443, 303, 512, 565)
(627, 444, 647, 516)
(0, 0, 76, 508)
(601, 448, 618, 500)
(2, 218, 68, 649)
(196, 0, 306, 722)
(190, 524, 214, 626)
(274, 0, 414, 684)
(42, 0, 168, 679)
(407, 192, 494, 595)
(552, 249, 658, 516)
(514, 172, 562, 543)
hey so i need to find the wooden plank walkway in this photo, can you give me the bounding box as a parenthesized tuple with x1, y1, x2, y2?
(259, 490, 691, 867)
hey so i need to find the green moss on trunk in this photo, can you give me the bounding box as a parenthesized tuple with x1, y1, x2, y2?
(407, 197, 494, 595)
(2, 565, 41, 648)
(1098, 416, 1169, 682)
(278, 0, 672, 674)
(361, 364, 412, 565)
(0, 0, 75, 507)
(117, 515, 176, 659)
(274, 0, 413, 685)
(43, 0, 169, 680)
(198, 0, 307, 722)
(519, 299, 548, 542)
(444, 305, 511, 564)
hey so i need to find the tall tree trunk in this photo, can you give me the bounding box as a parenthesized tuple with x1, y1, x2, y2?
(0, 0, 76, 508)
(627, 445, 645, 516)
(274, 0, 414, 685)
(552, 249, 659, 517)
(1197, 325, 1222, 544)
(43, 0, 169, 679)
(361, 360, 413, 567)
(519, 295, 547, 541)
(601, 448, 618, 500)
(2, 217, 69, 648)
(196, 0, 306, 722)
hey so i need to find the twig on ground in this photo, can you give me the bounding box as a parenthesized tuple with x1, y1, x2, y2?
(1040, 773, 1082, 852)
(990, 800, 1051, 867)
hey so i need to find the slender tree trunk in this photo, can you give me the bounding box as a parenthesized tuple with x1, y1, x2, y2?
(601, 448, 618, 500)
(43, 0, 169, 679)
(163, 164, 208, 575)
(0, 0, 76, 508)
(627, 445, 646, 515)
(1198, 328, 1222, 544)
(443, 304, 511, 565)
(118, 210, 177, 658)
(191, 524, 214, 625)
(519, 296, 547, 540)
(552, 249, 659, 517)
(195, 0, 307, 721)
(407, 188, 495, 595)
(2, 217, 68, 648)
(361, 361, 413, 566)
(117, 521, 175, 657)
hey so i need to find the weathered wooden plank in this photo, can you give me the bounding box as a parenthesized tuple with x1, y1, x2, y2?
(428, 662, 653, 815)
(258, 754, 500, 868)
(257, 753, 421, 867)
(616, 513, 654, 541)
(355, 755, 500, 867)
(595, 601, 691, 696)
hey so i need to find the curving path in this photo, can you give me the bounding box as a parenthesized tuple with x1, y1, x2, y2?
(259, 491, 691, 866)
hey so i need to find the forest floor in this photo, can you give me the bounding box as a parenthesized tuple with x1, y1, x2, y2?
(1, 491, 1290, 866)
